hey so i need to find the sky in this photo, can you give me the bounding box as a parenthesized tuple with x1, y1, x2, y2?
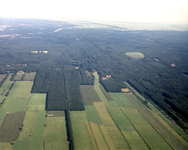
(0, 0, 188, 24)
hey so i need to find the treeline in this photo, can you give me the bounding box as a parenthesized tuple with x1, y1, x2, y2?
(65, 109, 75, 150)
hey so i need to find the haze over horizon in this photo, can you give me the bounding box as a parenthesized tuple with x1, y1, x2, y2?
(0, 0, 188, 24)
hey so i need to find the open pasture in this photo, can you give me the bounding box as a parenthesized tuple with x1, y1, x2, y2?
(28, 93, 46, 111)
(43, 116, 69, 150)
(139, 109, 188, 150)
(80, 85, 101, 105)
(125, 52, 145, 58)
(71, 111, 98, 150)
(93, 102, 130, 149)
(0, 112, 26, 142)
(23, 72, 36, 81)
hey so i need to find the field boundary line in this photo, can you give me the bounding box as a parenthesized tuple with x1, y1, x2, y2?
(87, 119, 100, 150)
(106, 107, 131, 149)
(120, 107, 151, 150)
(138, 109, 177, 150)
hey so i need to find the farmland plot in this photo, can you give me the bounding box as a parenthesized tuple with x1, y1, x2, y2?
(71, 111, 98, 150)
(0, 74, 7, 83)
(43, 115, 69, 150)
(23, 72, 36, 81)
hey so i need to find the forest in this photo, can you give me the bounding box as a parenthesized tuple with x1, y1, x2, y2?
(0, 18, 188, 132)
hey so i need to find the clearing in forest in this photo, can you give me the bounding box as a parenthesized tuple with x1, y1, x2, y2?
(125, 52, 145, 58)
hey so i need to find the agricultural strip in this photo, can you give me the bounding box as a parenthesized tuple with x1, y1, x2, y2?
(93, 102, 130, 149)
(43, 116, 69, 150)
(80, 85, 101, 105)
(28, 93, 46, 111)
(89, 122, 109, 150)
(70, 111, 98, 150)
(139, 109, 188, 150)
(18, 111, 37, 140)
(13, 140, 28, 150)
(110, 93, 134, 108)
(0, 74, 6, 83)
(0, 143, 13, 150)
(106, 105, 148, 150)
(124, 93, 147, 109)
(14, 74, 24, 81)
(99, 85, 114, 101)
(85, 105, 103, 125)
(28, 111, 46, 150)
(0, 112, 26, 142)
(121, 107, 173, 150)
(23, 72, 36, 81)
(93, 72, 108, 103)
(0, 75, 13, 97)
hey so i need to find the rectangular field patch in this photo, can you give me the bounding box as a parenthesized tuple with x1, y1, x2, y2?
(139, 109, 188, 150)
(43, 116, 69, 150)
(28, 93, 46, 111)
(89, 122, 109, 150)
(71, 111, 98, 150)
(80, 85, 101, 105)
(23, 72, 36, 81)
(0, 112, 26, 142)
(93, 102, 130, 149)
(99, 85, 114, 101)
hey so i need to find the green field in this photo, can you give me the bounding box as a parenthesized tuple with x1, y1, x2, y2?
(71, 111, 98, 150)
(99, 85, 114, 101)
(28, 111, 46, 150)
(125, 52, 145, 58)
(110, 93, 133, 107)
(28, 93, 46, 111)
(13, 140, 28, 150)
(43, 116, 69, 150)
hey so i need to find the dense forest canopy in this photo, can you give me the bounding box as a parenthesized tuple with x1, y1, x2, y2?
(0, 18, 188, 129)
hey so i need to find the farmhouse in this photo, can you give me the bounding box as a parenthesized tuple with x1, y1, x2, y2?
(31, 51, 38, 53)
(102, 75, 111, 80)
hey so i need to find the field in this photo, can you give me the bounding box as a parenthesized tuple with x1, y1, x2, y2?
(71, 111, 98, 150)
(23, 72, 36, 81)
(125, 52, 145, 58)
(43, 115, 69, 150)
(0, 112, 26, 142)
(14, 73, 24, 81)
(0, 74, 6, 83)
(80, 85, 101, 105)
(0, 71, 187, 150)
